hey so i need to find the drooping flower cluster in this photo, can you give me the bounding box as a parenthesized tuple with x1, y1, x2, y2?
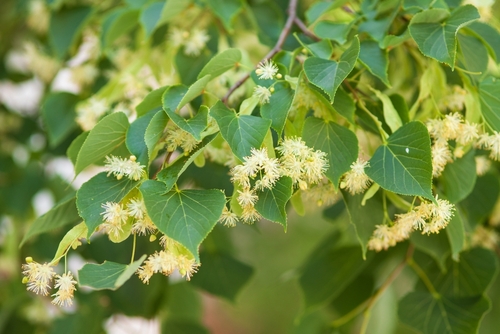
(427, 112, 480, 177)
(477, 131, 500, 161)
(340, 158, 372, 195)
(100, 197, 157, 239)
(170, 28, 210, 56)
(104, 155, 145, 181)
(164, 122, 201, 154)
(368, 196, 455, 252)
(22, 258, 77, 307)
(136, 236, 199, 284)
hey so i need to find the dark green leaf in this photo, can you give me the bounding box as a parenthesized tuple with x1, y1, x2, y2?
(260, 82, 294, 135)
(457, 34, 488, 79)
(126, 111, 156, 166)
(446, 211, 465, 261)
(254, 176, 293, 229)
(359, 40, 390, 87)
(366, 121, 434, 201)
(144, 109, 168, 164)
(332, 87, 355, 124)
(409, 5, 480, 68)
(165, 107, 208, 141)
(303, 37, 359, 101)
(76, 172, 139, 237)
(139, 180, 225, 261)
(191, 251, 253, 302)
(411, 231, 450, 271)
(479, 77, 500, 132)
(42, 92, 78, 147)
(207, 0, 242, 31)
(302, 117, 358, 189)
(467, 21, 500, 62)
(198, 48, 242, 79)
(74, 112, 129, 175)
(210, 101, 271, 161)
(440, 149, 476, 203)
(78, 255, 146, 290)
(313, 21, 352, 45)
(49, 6, 93, 58)
(460, 173, 500, 227)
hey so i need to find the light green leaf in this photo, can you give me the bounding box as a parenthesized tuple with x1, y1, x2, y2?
(76, 172, 139, 237)
(190, 251, 254, 302)
(239, 95, 259, 116)
(49, 6, 93, 59)
(260, 82, 294, 135)
(303, 37, 359, 101)
(359, 40, 390, 87)
(157, 134, 217, 192)
(78, 255, 146, 290)
(290, 190, 305, 216)
(126, 110, 156, 166)
(198, 49, 242, 79)
(74, 112, 129, 175)
(210, 101, 271, 161)
(140, 180, 226, 261)
(366, 121, 434, 201)
(50, 222, 87, 265)
(381, 30, 411, 49)
(207, 0, 243, 31)
(67, 132, 89, 166)
(165, 106, 208, 141)
(101, 8, 140, 49)
(21, 196, 80, 246)
(342, 190, 384, 258)
(144, 110, 168, 164)
(479, 77, 500, 132)
(446, 212, 465, 261)
(254, 177, 293, 229)
(136, 85, 167, 117)
(313, 21, 352, 45)
(404, 0, 433, 10)
(177, 75, 212, 110)
(157, 0, 192, 26)
(42, 92, 78, 147)
(409, 5, 480, 69)
(440, 149, 476, 203)
(370, 88, 402, 133)
(302, 117, 358, 189)
(140, 2, 164, 38)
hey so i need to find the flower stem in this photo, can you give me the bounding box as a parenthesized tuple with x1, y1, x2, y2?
(130, 234, 137, 264)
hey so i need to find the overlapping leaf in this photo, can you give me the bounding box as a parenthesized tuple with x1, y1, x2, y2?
(260, 82, 294, 135)
(479, 77, 500, 132)
(198, 48, 242, 79)
(254, 176, 293, 229)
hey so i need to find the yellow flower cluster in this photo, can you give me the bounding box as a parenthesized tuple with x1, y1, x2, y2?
(104, 155, 145, 181)
(22, 258, 77, 307)
(368, 196, 455, 252)
(164, 122, 201, 154)
(340, 158, 372, 195)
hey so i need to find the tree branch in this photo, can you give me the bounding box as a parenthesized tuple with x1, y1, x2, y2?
(294, 17, 320, 41)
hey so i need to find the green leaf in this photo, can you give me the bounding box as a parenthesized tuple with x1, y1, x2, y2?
(162, 76, 211, 113)
(479, 77, 500, 132)
(67, 132, 88, 166)
(332, 88, 355, 124)
(76, 172, 139, 237)
(78, 255, 146, 290)
(370, 88, 402, 133)
(21, 196, 80, 246)
(366, 121, 434, 201)
(457, 34, 488, 79)
(440, 149, 476, 203)
(302, 117, 358, 189)
(139, 180, 226, 261)
(101, 8, 140, 49)
(299, 236, 371, 308)
(42, 92, 78, 147)
(191, 251, 253, 302)
(460, 173, 500, 227)
(399, 293, 490, 334)
(210, 101, 271, 161)
(49, 6, 93, 59)
(157, 134, 217, 192)
(446, 211, 465, 261)
(157, 0, 192, 26)
(411, 232, 450, 271)
(136, 86, 167, 117)
(303, 37, 359, 101)
(260, 82, 294, 135)
(165, 107, 208, 141)
(177, 75, 212, 110)
(175, 47, 212, 85)
(74, 112, 129, 175)
(126, 111, 157, 166)
(207, 0, 242, 31)
(359, 40, 390, 87)
(342, 190, 384, 258)
(313, 21, 352, 45)
(140, 2, 164, 38)
(50, 222, 87, 265)
(161, 320, 209, 334)
(254, 176, 293, 229)
(198, 48, 242, 79)
(467, 21, 500, 62)
(409, 5, 480, 69)
(144, 110, 169, 164)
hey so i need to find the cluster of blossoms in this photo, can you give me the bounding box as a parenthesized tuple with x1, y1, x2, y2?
(136, 236, 199, 283)
(477, 131, 500, 161)
(100, 197, 157, 238)
(227, 138, 329, 225)
(368, 196, 455, 252)
(255, 59, 280, 80)
(340, 158, 372, 195)
(104, 155, 145, 181)
(164, 122, 201, 154)
(22, 258, 77, 307)
(75, 97, 109, 131)
(427, 112, 480, 177)
(170, 28, 210, 56)
(253, 85, 273, 105)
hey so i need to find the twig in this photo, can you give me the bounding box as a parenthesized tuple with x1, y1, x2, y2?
(294, 17, 320, 41)
(222, 0, 299, 105)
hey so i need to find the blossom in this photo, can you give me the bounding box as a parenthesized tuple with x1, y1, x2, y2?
(104, 155, 145, 181)
(457, 121, 479, 145)
(127, 198, 146, 219)
(100, 202, 128, 237)
(253, 85, 272, 104)
(431, 141, 452, 177)
(176, 255, 199, 281)
(165, 124, 201, 153)
(51, 272, 77, 307)
(131, 217, 157, 236)
(340, 158, 372, 195)
(218, 207, 238, 227)
(237, 188, 258, 207)
(22, 257, 56, 296)
(255, 59, 279, 80)
(367, 225, 396, 252)
(184, 29, 210, 56)
(475, 156, 491, 176)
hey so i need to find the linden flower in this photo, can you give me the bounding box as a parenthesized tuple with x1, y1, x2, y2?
(22, 258, 56, 296)
(457, 121, 479, 145)
(431, 141, 453, 177)
(184, 29, 210, 56)
(127, 198, 146, 219)
(131, 217, 157, 236)
(442, 112, 463, 140)
(100, 201, 128, 237)
(218, 206, 239, 228)
(475, 156, 491, 176)
(237, 188, 258, 207)
(241, 205, 262, 224)
(367, 225, 396, 252)
(341, 158, 372, 195)
(165, 124, 201, 153)
(255, 59, 279, 80)
(253, 85, 272, 104)
(176, 255, 200, 281)
(75, 97, 108, 131)
(471, 225, 499, 250)
(51, 272, 77, 307)
(104, 155, 145, 181)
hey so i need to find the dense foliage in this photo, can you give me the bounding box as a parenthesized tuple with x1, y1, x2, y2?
(2, 0, 500, 333)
